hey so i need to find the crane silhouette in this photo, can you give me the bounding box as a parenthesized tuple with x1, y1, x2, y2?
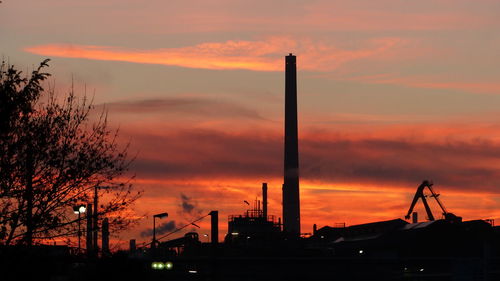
(405, 180, 461, 222)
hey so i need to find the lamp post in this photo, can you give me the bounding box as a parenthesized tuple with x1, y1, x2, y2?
(152, 212, 168, 249)
(73, 204, 86, 253)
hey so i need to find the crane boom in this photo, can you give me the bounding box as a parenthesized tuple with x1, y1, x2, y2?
(405, 180, 461, 222)
(405, 180, 435, 220)
(427, 184, 447, 214)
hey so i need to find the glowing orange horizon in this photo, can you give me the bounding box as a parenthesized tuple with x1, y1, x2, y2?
(108, 176, 500, 250)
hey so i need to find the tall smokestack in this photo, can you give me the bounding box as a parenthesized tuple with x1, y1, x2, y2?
(283, 53, 300, 237)
(262, 183, 268, 219)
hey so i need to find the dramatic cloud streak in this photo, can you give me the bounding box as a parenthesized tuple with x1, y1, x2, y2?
(24, 37, 403, 72)
(127, 127, 500, 193)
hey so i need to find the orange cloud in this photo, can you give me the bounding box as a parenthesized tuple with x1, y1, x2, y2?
(24, 37, 404, 72)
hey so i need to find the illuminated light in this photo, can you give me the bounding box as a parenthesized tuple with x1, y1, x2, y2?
(247, 236, 251, 239)
(151, 262, 167, 270)
(188, 270, 198, 274)
(358, 250, 364, 254)
(231, 232, 239, 236)
(404, 267, 408, 271)
(73, 205, 86, 214)
(320, 236, 324, 239)
(420, 268, 424, 272)
(165, 261, 173, 270)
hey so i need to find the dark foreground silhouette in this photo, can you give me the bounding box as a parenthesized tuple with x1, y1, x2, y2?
(1, 215, 500, 281)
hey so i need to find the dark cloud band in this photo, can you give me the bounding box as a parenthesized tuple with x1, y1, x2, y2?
(128, 128, 500, 192)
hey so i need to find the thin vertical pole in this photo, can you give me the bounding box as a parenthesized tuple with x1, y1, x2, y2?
(152, 216, 156, 249)
(78, 212, 81, 252)
(86, 204, 93, 256)
(93, 186, 98, 254)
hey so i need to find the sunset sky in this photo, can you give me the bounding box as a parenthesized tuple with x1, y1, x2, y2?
(2, 0, 500, 246)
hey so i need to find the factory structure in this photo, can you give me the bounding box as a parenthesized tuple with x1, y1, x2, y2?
(140, 54, 500, 280)
(223, 53, 302, 246)
(5, 54, 500, 281)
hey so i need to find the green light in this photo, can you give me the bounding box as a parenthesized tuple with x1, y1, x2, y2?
(152, 262, 166, 270)
(152, 261, 173, 271)
(165, 261, 173, 270)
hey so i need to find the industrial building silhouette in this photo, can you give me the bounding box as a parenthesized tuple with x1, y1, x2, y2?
(140, 53, 500, 281)
(2, 54, 500, 281)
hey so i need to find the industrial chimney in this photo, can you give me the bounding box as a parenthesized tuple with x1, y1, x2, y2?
(262, 183, 268, 219)
(283, 53, 300, 237)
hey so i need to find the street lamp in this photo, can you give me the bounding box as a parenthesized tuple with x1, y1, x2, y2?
(152, 212, 168, 249)
(73, 204, 86, 252)
(203, 234, 209, 243)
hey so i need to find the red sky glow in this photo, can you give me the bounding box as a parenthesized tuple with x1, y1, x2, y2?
(2, 0, 500, 247)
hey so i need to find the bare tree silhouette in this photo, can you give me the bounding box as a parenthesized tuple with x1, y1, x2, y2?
(0, 59, 141, 246)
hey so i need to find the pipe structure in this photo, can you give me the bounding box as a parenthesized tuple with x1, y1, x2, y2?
(210, 211, 219, 245)
(262, 183, 268, 219)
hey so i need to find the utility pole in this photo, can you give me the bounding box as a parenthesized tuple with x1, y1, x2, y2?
(102, 218, 110, 257)
(93, 185, 99, 255)
(73, 205, 86, 253)
(86, 204, 93, 256)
